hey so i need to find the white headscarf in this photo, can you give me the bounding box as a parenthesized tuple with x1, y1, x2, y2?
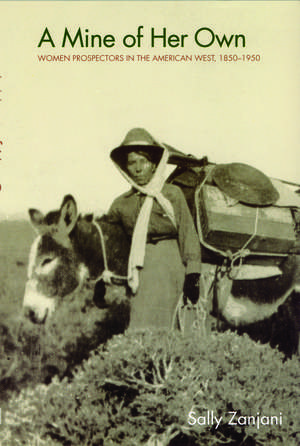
(112, 145, 177, 293)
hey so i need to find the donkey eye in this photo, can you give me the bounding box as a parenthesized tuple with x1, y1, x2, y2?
(41, 258, 53, 267)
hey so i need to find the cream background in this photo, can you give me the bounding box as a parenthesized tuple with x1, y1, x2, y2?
(0, 1, 299, 217)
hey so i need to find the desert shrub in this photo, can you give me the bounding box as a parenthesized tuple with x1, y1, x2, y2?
(2, 330, 299, 446)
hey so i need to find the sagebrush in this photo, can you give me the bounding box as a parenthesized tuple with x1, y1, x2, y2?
(2, 330, 299, 446)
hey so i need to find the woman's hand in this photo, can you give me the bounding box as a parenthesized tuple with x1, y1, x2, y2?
(183, 273, 200, 305)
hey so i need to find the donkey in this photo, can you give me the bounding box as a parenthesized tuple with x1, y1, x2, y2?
(23, 195, 299, 355)
(23, 195, 130, 324)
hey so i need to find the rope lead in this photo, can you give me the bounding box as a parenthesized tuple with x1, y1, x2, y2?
(92, 220, 128, 285)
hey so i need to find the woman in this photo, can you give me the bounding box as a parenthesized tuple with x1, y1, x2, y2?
(107, 128, 201, 330)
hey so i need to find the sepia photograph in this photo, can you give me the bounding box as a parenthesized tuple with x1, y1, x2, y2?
(0, 1, 299, 445)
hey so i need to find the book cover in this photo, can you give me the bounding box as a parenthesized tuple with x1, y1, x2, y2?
(0, 1, 299, 445)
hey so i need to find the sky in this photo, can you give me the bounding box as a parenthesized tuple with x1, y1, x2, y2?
(0, 1, 299, 218)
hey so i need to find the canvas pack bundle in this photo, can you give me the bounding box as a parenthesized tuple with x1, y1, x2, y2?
(197, 184, 296, 264)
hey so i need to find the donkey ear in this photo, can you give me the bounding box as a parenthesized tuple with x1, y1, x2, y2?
(59, 195, 78, 234)
(29, 209, 45, 232)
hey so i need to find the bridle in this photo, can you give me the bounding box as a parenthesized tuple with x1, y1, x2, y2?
(92, 220, 128, 285)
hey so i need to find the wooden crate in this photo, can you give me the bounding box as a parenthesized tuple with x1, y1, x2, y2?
(198, 185, 296, 256)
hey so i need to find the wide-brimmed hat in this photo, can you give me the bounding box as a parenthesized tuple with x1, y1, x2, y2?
(110, 128, 165, 169)
(212, 163, 280, 206)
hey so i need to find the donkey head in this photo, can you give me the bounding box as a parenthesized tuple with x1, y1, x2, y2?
(23, 195, 88, 323)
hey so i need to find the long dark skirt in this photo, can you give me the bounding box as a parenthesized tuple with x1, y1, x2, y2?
(128, 239, 185, 330)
